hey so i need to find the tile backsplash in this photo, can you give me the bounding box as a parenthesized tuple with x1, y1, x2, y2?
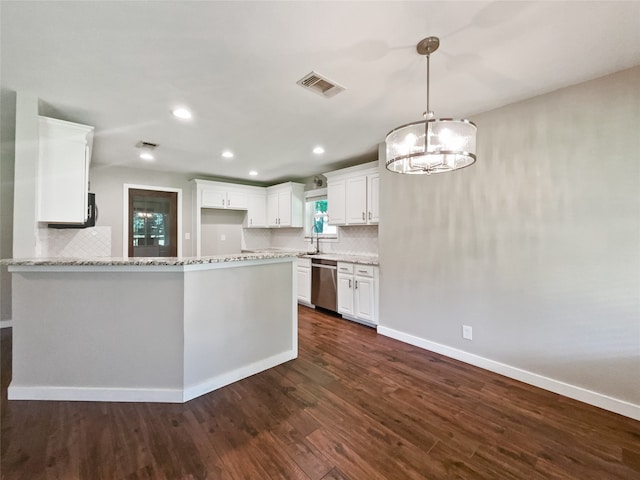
(37, 226, 112, 258)
(268, 225, 378, 256)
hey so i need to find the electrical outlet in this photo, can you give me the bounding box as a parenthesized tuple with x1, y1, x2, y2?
(220, 234, 226, 241)
(184, 232, 191, 240)
(462, 325, 473, 340)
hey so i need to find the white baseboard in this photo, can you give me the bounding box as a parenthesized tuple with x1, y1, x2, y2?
(183, 349, 297, 402)
(8, 385, 183, 403)
(0, 319, 13, 329)
(377, 326, 640, 421)
(7, 349, 298, 404)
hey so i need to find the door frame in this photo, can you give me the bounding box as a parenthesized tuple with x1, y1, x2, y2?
(122, 184, 182, 257)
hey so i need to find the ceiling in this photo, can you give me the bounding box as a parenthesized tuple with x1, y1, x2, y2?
(2, 1, 639, 185)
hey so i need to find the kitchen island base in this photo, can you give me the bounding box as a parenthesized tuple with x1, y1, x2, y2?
(8, 256, 297, 403)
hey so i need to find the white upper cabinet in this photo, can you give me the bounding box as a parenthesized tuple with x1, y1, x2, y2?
(266, 182, 304, 227)
(245, 191, 267, 228)
(327, 180, 346, 225)
(325, 161, 379, 226)
(201, 185, 247, 210)
(345, 175, 367, 224)
(367, 173, 380, 224)
(37, 116, 94, 223)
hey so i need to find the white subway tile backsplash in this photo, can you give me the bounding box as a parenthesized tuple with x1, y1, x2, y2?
(242, 228, 271, 251)
(269, 225, 378, 255)
(37, 226, 112, 258)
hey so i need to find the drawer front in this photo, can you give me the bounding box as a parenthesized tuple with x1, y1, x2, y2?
(354, 265, 374, 277)
(337, 262, 354, 274)
(297, 257, 311, 268)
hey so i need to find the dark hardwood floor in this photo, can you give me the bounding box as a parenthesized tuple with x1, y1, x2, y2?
(2, 306, 639, 479)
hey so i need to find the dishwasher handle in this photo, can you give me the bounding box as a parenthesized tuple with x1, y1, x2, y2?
(312, 263, 337, 270)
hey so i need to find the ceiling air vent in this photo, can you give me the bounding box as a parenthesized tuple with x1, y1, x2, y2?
(296, 71, 345, 98)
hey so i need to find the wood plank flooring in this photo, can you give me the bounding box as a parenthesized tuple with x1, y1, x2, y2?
(2, 306, 639, 479)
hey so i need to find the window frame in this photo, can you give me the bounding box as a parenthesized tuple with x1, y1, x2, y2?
(304, 188, 338, 241)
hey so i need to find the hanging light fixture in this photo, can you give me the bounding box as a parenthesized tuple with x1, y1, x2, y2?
(385, 37, 477, 175)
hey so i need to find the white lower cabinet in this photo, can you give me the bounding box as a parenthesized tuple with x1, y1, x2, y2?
(337, 262, 378, 326)
(297, 258, 312, 305)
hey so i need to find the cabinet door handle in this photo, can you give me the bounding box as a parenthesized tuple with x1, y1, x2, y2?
(348, 279, 351, 288)
(368, 212, 371, 220)
(227, 199, 230, 206)
(355, 280, 358, 289)
(362, 212, 365, 220)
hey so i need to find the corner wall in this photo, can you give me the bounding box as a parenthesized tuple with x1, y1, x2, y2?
(378, 67, 640, 417)
(0, 89, 16, 323)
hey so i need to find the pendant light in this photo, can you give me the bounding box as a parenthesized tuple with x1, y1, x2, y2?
(385, 37, 477, 175)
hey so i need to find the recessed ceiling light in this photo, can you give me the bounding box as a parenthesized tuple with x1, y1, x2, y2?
(249, 170, 258, 176)
(221, 150, 234, 159)
(313, 146, 325, 155)
(172, 108, 192, 120)
(139, 152, 154, 161)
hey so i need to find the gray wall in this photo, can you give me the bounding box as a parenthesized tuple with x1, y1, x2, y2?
(89, 165, 194, 257)
(0, 89, 16, 321)
(379, 67, 640, 406)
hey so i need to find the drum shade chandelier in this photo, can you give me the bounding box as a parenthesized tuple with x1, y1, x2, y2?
(385, 37, 477, 174)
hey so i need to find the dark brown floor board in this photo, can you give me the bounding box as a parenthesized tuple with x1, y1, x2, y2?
(2, 306, 639, 479)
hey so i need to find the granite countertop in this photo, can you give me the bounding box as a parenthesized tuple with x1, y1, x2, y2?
(3, 250, 379, 267)
(299, 253, 379, 265)
(241, 249, 379, 266)
(1, 251, 299, 267)
(243, 248, 379, 265)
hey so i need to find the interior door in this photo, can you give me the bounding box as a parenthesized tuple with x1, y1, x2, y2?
(128, 189, 178, 257)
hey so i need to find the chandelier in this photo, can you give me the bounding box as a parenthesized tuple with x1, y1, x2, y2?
(385, 37, 477, 175)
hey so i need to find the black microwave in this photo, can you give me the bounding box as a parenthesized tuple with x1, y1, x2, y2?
(49, 193, 97, 229)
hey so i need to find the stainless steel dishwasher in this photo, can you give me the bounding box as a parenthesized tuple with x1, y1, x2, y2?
(311, 258, 337, 312)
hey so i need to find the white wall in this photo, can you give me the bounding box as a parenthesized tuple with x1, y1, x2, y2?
(379, 67, 640, 413)
(89, 165, 194, 257)
(11, 93, 39, 258)
(0, 89, 16, 322)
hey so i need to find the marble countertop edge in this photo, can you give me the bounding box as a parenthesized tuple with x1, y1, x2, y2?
(0, 252, 299, 267)
(2, 250, 379, 267)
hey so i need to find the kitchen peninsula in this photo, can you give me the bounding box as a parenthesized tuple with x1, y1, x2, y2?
(5, 252, 298, 403)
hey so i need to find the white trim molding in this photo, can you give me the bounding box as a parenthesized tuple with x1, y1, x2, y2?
(183, 350, 297, 402)
(8, 385, 183, 403)
(377, 326, 640, 421)
(122, 184, 183, 257)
